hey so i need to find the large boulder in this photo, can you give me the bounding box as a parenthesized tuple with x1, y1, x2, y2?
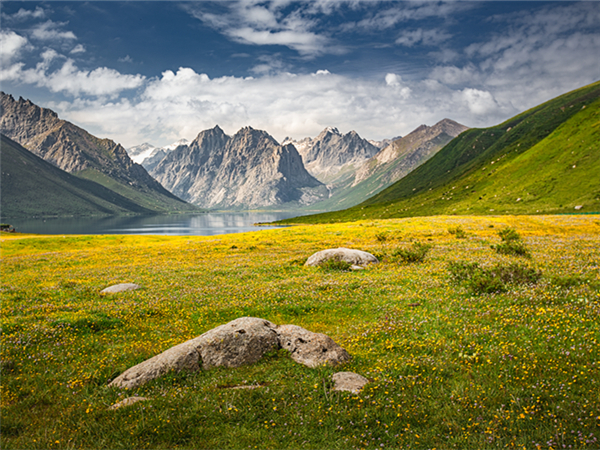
(109, 339, 201, 389)
(304, 248, 378, 267)
(195, 317, 279, 369)
(277, 324, 351, 368)
(109, 317, 279, 389)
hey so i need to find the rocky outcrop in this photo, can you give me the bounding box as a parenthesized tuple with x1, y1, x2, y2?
(304, 248, 379, 267)
(283, 127, 379, 184)
(150, 126, 328, 209)
(109, 317, 350, 390)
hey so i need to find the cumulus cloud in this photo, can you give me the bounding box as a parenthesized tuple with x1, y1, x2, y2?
(0, 31, 31, 66)
(51, 66, 512, 148)
(2, 51, 145, 97)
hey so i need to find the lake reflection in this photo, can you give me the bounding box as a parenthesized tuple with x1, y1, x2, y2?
(9, 212, 305, 236)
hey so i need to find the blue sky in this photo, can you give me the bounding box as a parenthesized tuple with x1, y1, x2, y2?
(1, 1, 599, 148)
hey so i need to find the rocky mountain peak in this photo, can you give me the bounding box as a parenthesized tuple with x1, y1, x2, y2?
(149, 124, 326, 209)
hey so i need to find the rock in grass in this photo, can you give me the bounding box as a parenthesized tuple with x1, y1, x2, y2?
(109, 339, 201, 389)
(277, 324, 351, 368)
(304, 248, 378, 268)
(332, 372, 369, 393)
(100, 283, 141, 294)
(196, 317, 279, 369)
(109, 396, 150, 410)
(109, 317, 279, 389)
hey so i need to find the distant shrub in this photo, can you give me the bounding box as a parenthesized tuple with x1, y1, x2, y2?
(448, 226, 467, 239)
(393, 242, 433, 263)
(449, 261, 541, 294)
(375, 233, 388, 242)
(319, 258, 352, 271)
(288, 257, 307, 266)
(492, 227, 530, 258)
(551, 275, 585, 288)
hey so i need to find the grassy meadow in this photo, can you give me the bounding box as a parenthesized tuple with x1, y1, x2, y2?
(1, 215, 599, 449)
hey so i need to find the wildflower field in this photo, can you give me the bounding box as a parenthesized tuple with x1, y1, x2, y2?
(1, 215, 599, 450)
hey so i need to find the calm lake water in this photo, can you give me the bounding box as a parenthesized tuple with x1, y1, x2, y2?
(8, 212, 307, 236)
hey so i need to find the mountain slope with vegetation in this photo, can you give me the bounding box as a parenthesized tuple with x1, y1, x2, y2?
(0, 135, 156, 218)
(282, 81, 600, 223)
(0, 93, 196, 215)
(302, 119, 467, 212)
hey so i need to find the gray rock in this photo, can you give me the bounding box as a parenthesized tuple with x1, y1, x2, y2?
(332, 372, 369, 393)
(101, 283, 141, 294)
(277, 324, 351, 368)
(109, 339, 201, 389)
(304, 248, 378, 267)
(108, 396, 150, 410)
(109, 317, 279, 389)
(195, 317, 279, 369)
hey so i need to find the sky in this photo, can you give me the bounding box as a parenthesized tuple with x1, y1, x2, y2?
(1, 1, 599, 148)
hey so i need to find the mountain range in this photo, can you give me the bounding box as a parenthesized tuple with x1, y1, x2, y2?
(0, 92, 196, 218)
(149, 126, 327, 209)
(281, 80, 600, 224)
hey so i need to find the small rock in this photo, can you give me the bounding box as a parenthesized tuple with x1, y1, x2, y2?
(109, 396, 150, 410)
(277, 324, 350, 368)
(574, 205, 583, 210)
(101, 283, 141, 294)
(332, 372, 369, 393)
(350, 265, 364, 270)
(304, 248, 378, 267)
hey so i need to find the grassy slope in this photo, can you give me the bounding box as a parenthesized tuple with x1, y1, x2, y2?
(1, 215, 599, 449)
(76, 169, 199, 215)
(0, 135, 155, 219)
(284, 81, 600, 224)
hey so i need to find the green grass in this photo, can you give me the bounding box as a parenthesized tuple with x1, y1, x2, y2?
(1, 214, 599, 449)
(281, 80, 600, 224)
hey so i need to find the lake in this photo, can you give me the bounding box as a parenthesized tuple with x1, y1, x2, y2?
(7, 212, 306, 236)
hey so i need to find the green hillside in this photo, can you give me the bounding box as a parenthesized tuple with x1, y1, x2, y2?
(0, 135, 157, 219)
(283, 81, 600, 224)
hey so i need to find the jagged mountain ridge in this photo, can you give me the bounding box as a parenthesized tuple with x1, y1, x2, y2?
(150, 126, 327, 209)
(0, 92, 195, 214)
(282, 127, 380, 183)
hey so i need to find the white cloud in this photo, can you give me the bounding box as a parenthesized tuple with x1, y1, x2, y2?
(31, 20, 77, 41)
(70, 44, 86, 54)
(395, 28, 451, 47)
(52, 67, 509, 148)
(0, 31, 31, 65)
(2, 51, 145, 97)
(2, 6, 46, 22)
(184, 1, 340, 56)
(457, 88, 499, 115)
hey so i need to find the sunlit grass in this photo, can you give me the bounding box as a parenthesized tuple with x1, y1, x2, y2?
(1, 215, 599, 449)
